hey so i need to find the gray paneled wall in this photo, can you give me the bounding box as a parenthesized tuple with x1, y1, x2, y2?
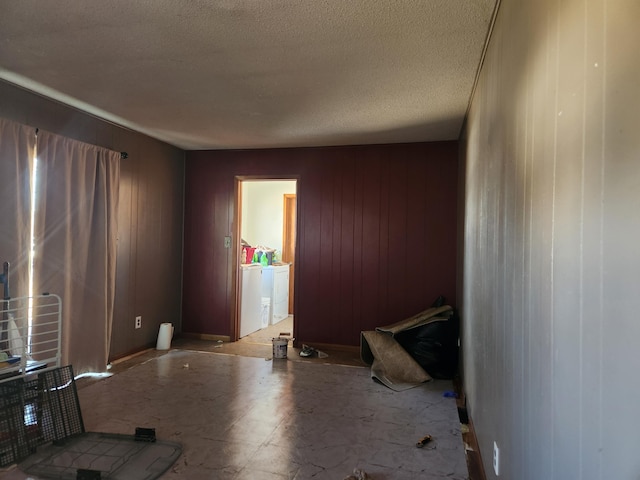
(461, 0, 640, 479)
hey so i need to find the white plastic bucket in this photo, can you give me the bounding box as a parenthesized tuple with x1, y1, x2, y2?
(156, 323, 174, 350)
(272, 337, 289, 359)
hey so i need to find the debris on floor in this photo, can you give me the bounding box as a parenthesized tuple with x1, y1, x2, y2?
(343, 468, 371, 480)
(299, 344, 314, 357)
(299, 344, 328, 358)
(416, 434, 433, 448)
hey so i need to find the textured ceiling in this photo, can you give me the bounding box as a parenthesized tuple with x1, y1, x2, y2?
(0, 0, 496, 150)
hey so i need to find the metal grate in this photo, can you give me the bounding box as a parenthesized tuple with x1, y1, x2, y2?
(20, 431, 183, 480)
(0, 365, 84, 467)
(38, 366, 85, 442)
(0, 377, 33, 466)
(1, 365, 181, 478)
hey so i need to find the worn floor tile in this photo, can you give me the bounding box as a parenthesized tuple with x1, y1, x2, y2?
(3, 349, 467, 479)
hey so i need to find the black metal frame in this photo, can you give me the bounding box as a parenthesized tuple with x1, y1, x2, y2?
(0, 365, 84, 467)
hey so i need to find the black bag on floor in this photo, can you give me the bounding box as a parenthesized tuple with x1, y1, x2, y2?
(394, 309, 459, 380)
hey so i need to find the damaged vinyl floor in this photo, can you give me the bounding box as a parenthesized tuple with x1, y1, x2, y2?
(3, 348, 468, 479)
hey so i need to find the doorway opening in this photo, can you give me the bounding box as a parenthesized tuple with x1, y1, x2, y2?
(236, 179, 297, 343)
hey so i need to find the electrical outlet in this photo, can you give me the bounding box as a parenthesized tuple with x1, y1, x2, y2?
(493, 441, 500, 476)
(224, 236, 231, 248)
(135, 316, 142, 329)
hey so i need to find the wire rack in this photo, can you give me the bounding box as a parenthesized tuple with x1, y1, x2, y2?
(0, 365, 84, 467)
(0, 294, 62, 384)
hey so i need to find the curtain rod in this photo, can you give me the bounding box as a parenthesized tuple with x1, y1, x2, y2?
(34, 127, 128, 159)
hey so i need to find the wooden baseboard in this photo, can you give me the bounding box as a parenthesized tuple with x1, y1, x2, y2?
(179, 332, 231, 343)
(463, 416, 487, 480)
(454, 375, 487, 480)
(303, 342, 360, 353)
(109, 347, 155, 365)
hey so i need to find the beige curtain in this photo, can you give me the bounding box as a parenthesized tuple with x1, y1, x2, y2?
(0, 118, 36, 298)
(33, 131, 120, 374)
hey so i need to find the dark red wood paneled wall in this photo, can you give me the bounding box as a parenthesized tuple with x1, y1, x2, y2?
(183, 142, 458, 346)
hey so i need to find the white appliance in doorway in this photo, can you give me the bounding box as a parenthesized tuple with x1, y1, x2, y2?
(239, 264, 262, 338)
(261, 263, 290, 325)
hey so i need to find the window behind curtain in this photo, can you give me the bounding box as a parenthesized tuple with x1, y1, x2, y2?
(0, 118, 36, 299)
